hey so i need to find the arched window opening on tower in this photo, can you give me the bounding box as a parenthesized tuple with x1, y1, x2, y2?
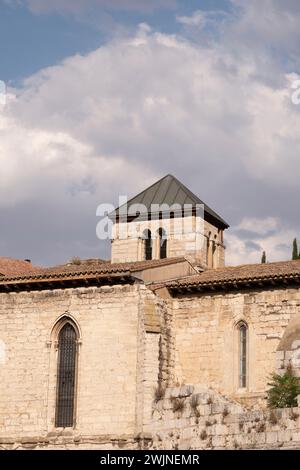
(158, 228, 167, 259)
(143, 229, 152, 260)
(212, 236, 217, 268)
(238, 321, 248, 389)
(207, 232, 212, 267)
(55, 322, 78, 428)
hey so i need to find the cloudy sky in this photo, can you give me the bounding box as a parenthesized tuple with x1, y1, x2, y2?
(1, 0, 300, 266)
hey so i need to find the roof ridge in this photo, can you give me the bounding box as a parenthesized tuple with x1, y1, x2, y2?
(215, 259, 300, 270)
(166, 259, 300, 291)
(120, 174, 172, 210)
(0, 256, 187, 284)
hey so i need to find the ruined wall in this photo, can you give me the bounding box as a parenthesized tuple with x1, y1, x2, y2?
(3, 384, 300, 450)
(171, 287, 300, 405)
(149, 385, 300, 450)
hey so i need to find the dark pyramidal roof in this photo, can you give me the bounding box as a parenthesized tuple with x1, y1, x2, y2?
(113, 174, 229, 229)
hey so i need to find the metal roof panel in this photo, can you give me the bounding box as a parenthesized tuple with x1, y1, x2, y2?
(112, 174, 229, 228)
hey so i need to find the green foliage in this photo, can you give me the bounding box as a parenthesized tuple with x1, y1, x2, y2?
(261, 251, 266, 264)
(292, 238, 299, 260)
(267, 366, 300, 409)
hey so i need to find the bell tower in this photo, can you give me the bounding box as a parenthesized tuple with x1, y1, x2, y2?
(110, 174, 229, 268)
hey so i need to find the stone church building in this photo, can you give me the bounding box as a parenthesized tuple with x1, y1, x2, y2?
(1, 174, 300, 450)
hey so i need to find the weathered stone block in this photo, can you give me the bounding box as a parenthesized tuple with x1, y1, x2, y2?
(266, 432, 278, 444)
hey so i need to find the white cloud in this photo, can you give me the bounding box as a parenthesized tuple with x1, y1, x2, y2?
(177, 9, 228, 28)
(177, 10, 207, 27)
(226, 217, 296, 265)
(10, 28, 300, 190)
(2, 4, 300, 264)
(236, 217, 279, 236)
(0, 104, 148, 207)
(227, 1, 300, 66)
(177, 2, 300, 78)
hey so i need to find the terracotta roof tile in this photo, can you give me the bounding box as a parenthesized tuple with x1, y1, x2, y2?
(167, 260, 300, 290)
(0, 258, 36, 277)
(0, 257, 186, 284)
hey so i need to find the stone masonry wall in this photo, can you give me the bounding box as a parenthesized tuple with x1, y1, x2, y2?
(148, 385, 300, 450)
(111, 217, 225, 268)
(137, 286, 173, 430)
(172, 287, 300, 405)
(0, 284, 145, 448)
(1, 280, 300, 450)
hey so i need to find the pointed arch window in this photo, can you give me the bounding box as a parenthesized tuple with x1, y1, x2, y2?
(238, 322, 248, 389)
(143, 229, 152, 260)
(158, 228, 167, 259)
(55, 322, 77, 427)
